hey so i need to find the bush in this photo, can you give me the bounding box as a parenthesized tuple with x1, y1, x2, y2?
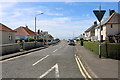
(28, 38, 35, 42)
(80, 38, 83, 40)
(83, 41, 99, 55)
(47, 39, 54, 42)
(76, 39, 80, 41)
(54, 38, 60, 42)
(36, 38, 43, 42)
(105, 43, 120, 59)
(83, 41, 120, 60)
(55, 38, 60, 41)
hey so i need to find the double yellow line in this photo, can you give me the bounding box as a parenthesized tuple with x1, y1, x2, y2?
(75, 54, 93, 80)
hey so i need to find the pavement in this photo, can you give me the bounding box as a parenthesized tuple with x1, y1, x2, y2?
(75, 42, 119, 79)
(1, 41, 83, 79)
(0, 47, 46, 61)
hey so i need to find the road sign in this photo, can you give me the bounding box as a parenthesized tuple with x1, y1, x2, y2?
(93, 10, 106, 22)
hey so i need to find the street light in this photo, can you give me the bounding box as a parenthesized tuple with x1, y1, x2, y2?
(35, 12, 44, 39)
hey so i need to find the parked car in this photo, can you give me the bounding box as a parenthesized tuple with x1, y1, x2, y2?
(68, 40, 75, 46)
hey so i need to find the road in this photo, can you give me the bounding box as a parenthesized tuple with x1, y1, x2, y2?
(2, 41, 84, 79)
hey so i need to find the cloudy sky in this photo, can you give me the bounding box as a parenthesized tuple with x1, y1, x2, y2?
(0, 1, 119, 39)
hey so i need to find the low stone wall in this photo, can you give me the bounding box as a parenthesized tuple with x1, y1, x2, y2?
(35, 42, 44, 48)
(52, 41, 58, 44)
(23, 42, 44, 50)
(0, 43, 20, 55)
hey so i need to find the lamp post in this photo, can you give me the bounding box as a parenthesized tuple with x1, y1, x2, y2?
(35, 13, 43, 39)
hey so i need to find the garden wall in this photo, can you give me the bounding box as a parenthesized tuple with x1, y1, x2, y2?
(0, 43, 20, 55)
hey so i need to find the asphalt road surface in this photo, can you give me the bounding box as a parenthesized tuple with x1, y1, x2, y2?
(2, 41, 84, 79)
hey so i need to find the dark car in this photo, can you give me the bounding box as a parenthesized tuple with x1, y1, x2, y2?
(68, 40, 75, 46)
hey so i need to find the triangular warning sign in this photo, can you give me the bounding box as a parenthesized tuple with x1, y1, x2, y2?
(93, 10, 106, 22)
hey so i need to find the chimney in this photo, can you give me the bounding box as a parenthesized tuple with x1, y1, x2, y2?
(94, 21, 97, 25)
(109, 9, 115, 16)
(25, 24, 28, 28)
(38, 29, 40, 34)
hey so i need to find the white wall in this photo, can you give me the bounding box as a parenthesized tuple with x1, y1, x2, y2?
(95, 24, 120, 41)
(85, 32, 91, 40)
(106, 24, 120, 36)
(101, 25, 107, 40)
(95, 27, 100, 41)
(1, 31, 16, 44)
(0, 43, 20, 55)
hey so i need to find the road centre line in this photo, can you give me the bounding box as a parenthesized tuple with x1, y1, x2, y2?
(32, 55, 49, 66)
(53, 49, 58, 52)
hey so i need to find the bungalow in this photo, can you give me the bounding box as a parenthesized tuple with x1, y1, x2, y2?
(95, 10, 120, 42)
(14, 26, 38, 41)
(85, 21, 98, 41)
(47, 34, 54, 39)
(0, 23, 16, 44)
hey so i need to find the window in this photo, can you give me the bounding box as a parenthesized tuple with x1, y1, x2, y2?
(111, 24, 113, 28)
(9, 34, 12, 41)
(101, 26, 103, 30)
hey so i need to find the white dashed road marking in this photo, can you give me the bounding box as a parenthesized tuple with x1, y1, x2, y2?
(32, 55, 49, 66)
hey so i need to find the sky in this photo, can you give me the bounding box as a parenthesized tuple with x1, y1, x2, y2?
(0, 1, 119, 39)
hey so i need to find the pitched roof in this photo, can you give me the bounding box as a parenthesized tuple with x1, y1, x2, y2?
(14, 26, 37, 35)
(85, 24, 97, 32)
(0, 23, 16, 32)
(97, 12, 120, 27)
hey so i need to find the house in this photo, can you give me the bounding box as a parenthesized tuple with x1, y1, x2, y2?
(78, 33, 86, 40)
(47, 34, 54, 39)
(37, 30, 49, 39)
(85, 21, 98, 41)
(95, 10, 120, 42)
(0, 23, 16, 44)
(14, 26, 38, 41)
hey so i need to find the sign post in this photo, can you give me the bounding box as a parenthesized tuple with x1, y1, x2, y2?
(93, 5, 106, 58)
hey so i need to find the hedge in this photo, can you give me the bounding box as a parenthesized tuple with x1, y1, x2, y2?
(83, 41, 99, 55)
(83, 41, 120, 60)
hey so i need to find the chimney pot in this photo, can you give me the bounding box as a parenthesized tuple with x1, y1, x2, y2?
(94, 21, 97, 25)
(38, 29, 40, 34)
(109, 10, 115, 16)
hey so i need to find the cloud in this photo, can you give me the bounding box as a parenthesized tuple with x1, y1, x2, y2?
(46, 12, 63, 16)
(55, 8, 63, 10)
(82, 14, 90, 17)
(0, 2, 17, 10)
(2, 16, 95, 39)
(53, 17, 71, 22)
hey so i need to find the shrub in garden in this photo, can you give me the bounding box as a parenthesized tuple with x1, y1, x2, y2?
(28, 38, 35, 42)
(83, 41, 99, 55)
(36, 38, 43, 42)
(83, 41, 120, 60)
